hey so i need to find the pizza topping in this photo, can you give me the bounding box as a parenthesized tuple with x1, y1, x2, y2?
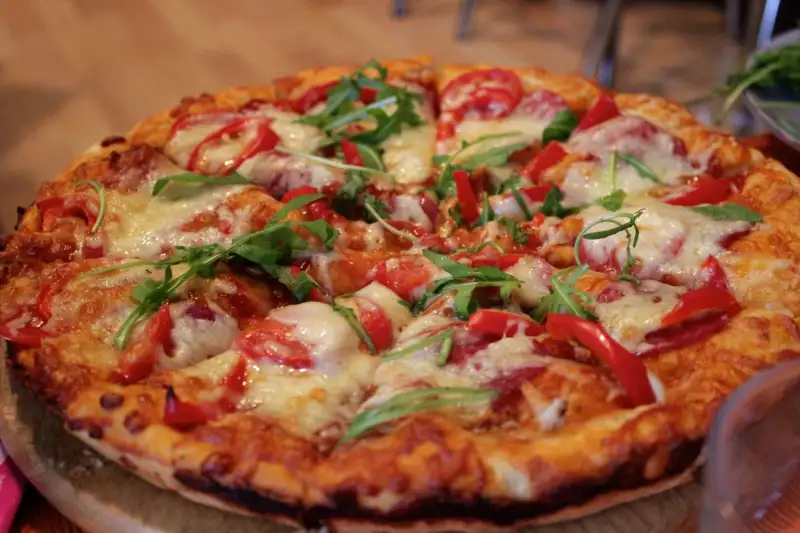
(0, 317, 47, 348)
(578, 200, 752, 283)
(163, 386, 210, 430)
(541, 109, 579, 145)
(545, 313, 656, 406)
(440, 69, 523, 126)
(689, 203, 763, 223)
(574, 93, 621, 132)
(186, 117, 281, 173)
(664, 177, 734, 206)
(503, 256, 553, 307)
(342, 387, 498, 442)
(453, 170, 481, 224)
(466, 309, 544, 338)
(150, 171, 250, 197)
(235, 318, 315, 369)
(372, 254, 446, 302)
(37, 193, 101, 234)
(111, 194, 337, 348)
(519, 142, 567, 182)
(160, 302, 239, 370)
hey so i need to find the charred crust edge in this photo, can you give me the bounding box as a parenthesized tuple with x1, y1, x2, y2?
(174, 439, 702, 529)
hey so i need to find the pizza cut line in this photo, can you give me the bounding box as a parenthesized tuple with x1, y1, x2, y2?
(3, 55, 800, 531)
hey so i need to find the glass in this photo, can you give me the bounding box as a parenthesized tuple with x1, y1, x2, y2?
(701, 359, 800, 532)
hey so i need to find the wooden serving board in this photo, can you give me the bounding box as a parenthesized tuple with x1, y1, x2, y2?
(0, 347, 700, 533)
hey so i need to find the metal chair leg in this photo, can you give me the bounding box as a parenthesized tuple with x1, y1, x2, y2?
(456, 0, 477, 41)
(581, 0, 625, 89)
(392, 0, 408, 18)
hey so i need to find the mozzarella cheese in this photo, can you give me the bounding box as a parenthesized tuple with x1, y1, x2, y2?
(504, 257, 552, 307)
(453, 116, 548, 155)
(237, 152, 338, 197)
(579, 199, 751, 283)
(382, 125, 435, 184)
(593, 281, 684, 352)
(104, 180, 248, 259)
(562, 115, 697, 205)
(158, 303, 239, 371)
(353, 282, 413, 331)
(489, 193, 540, 221)
(391, 194, 433, 231)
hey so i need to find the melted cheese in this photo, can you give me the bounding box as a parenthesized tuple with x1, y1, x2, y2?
(453, 116, 547, 156)
(580, 199, 751, 283)
(353, 282, 413, 331)
(505, 257, 552, 307)
(562, 115, 697, 205)
(310, 250, 342, 293)
(270, 302, 360, 369)
(105, 181, 248, 258)
(391, 194, 433, 231)
(237, 152, 338, 197)
(382, 125, 435, 184)
(593, 281, 684, 351)
(489, 193, 541, 221)
(158, 303, 239, 371)
(363, 223, 385, 252)
(723, 254, 794, 302)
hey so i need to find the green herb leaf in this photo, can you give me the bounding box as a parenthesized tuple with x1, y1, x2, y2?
(341, 387, 498, 442)
(509, 181, 533, 221)
(75, 180, 106, 233)
(269, 193, 326, 223)
(471, 194, 495, 228)
(381, 329, 453, 361)
(332, 301, 377, 354)
(540, 187, 581, 218)
(362, 194, 390, 222)
(574, 209, 645, 284)
(354, 142, 386, 171)
(690, 203, 763, 223)
(530, 265, 598, 322)
(596, 189, 627, 212)
(363, 196, 418, 243)
(436, 330, 454, 367)
(542, 109, 578, 145)
(332, 170, 367, 217)
(275, 147, 394, 178)
(615, 152, 660, 183)
(498, 217, 528, 244)
(151, 171, 250, 196)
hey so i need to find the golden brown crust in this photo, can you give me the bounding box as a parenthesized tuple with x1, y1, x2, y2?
(4, 60, 800, 532)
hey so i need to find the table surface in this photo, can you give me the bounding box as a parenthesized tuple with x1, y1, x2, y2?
(9, 134, 800, 533)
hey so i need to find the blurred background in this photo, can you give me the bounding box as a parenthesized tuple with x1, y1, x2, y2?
(0, 0, 795, 231)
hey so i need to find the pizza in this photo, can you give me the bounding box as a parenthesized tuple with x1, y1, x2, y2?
(3, 55, 800, 532)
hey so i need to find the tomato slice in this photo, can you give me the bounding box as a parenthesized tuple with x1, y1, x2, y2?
(575, 93, 621, 132)
(355, 300, 394, 352)
(665, 177, 733, 207)
(441, 69, 523, 117)
(235, 319, 314, 369)
(520, 143, 567, 182)
(372, 256, 437, 302)
(467, 309, 544, 338)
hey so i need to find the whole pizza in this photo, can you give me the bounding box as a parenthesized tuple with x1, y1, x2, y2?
(2, 56, 800, 532)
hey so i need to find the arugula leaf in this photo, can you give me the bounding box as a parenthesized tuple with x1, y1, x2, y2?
(454, 241, 504, 254)
(74, 180, 106, 233)
(332, 170, 367, 217)
(332, 301, 377, 354)
(354, 143, 385, 171)
(690, 203, 763, 223)
(493, 174, 523, 195)
(509, 181, 533, 220)
(540, 187, 581, 218)
(275, 266, 320, 302)
(596, 189, 627, 212)
(615, 152, 660, 183)
(498, 217, 528, 244)
(436, 330, 454, 366)
(471, 194, 495, 228)
(275, 147, 394, 178)
(151, 171, 250, 196)
(363, 196, 418, 243)
(422, 250, 476, 278)
(530, 265, 598, 322)
(382, 329, 453, 361)
(448, 204, 463, 227)
(574, 209, 645, 284)
(340, 387, 498, 442)
(542, 109, 579, 145)
(431, 132, 526, 199)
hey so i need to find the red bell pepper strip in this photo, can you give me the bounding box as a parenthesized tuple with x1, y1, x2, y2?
(519, 184, 554, 203)
(355, 300, 394, 352)
(288, 266, 328, 303)
(340, 139, 365, 166)
(665, 177, 732, 207)
(702, 255, 729, 291)
(520, 143, 567, 182)
(37, 195, 99, 232)
(468, 309, 545, 338)
(0, 320, 47, 348)
(168, 110, 239, 139)
(453, 170, 480, 224)
(545, 314, 656, 406)
(659, 287, 741, 327)
(187, 118, 280, 173)
(291, 81, 338, 114)
(575, 93, 622, 132)
(449, 251, 524, 270)
(163, 387, 210, 430)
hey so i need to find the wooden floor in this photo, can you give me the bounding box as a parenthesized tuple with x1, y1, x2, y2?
(0, 0, 737, 232)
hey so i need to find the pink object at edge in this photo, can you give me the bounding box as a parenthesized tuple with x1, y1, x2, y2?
(0, 443, 24, 533)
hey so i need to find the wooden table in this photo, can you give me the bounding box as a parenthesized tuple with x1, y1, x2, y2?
(9, 134, 799, 533)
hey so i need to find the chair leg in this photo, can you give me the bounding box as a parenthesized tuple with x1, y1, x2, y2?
(581, 0, 625, 89)
(456, 0, 477, 40)
(392, 0, 408, 18)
